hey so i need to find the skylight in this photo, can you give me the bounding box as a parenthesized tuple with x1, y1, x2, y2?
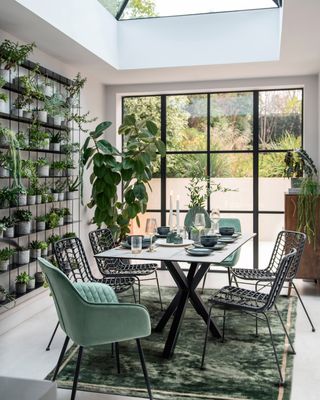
(98, 0, 281, 20)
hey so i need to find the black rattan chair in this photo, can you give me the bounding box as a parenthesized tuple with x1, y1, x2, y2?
(89, 228, 163, 310)
(230, 230, 315, 331)
(201, 249, 297, 385)
(45, 237, 135, 351)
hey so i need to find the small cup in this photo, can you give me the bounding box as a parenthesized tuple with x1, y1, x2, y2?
(127, 235, 143, 245)
(157, 226, 170, 236)
(200, 235, 218, 248)
(219, 227, 235, 236)
(131, 235, 142, 254)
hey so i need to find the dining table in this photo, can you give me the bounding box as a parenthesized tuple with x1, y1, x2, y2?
(95, 233, 256, 359)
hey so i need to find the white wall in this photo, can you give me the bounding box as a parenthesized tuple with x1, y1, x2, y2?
(105, 74, 319, 167)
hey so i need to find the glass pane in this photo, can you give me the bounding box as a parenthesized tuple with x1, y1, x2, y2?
(259, 214, 285, 268)
(210, 153, 253, 210)
(121, 0, 277, 20)
(259, 153, 290, 211)
(98, 0, 126, 17)
(167, 95, 207, 151)
(123, 96, 161, 133)
(210, 92, 253, 150)
(259, 89, 303, 150)
(147, 156, 161, 210)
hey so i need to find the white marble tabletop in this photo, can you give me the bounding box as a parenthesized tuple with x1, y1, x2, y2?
(95, 233, 256, 264)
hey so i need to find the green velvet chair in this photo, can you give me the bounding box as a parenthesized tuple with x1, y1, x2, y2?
(38, 257, 153, 400)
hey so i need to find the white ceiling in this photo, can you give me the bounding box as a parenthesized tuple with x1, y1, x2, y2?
(0, 0, 319, 85)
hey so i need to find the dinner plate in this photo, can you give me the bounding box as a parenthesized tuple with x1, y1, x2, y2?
(120, 242, 150, 249)
(186, 248, 213, 256)
(194, 243, 226, 250)
(218, 237, 236, 243)
(156, 239, 194, 247)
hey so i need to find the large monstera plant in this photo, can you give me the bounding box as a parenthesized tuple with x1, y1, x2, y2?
(81, 114, 165, 240)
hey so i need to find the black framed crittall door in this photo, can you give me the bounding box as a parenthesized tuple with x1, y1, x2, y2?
(123, 88, 303, 268)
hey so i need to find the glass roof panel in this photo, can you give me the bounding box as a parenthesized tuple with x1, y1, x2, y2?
(97, 0, 127, 17)
(120, 0, 278, 20)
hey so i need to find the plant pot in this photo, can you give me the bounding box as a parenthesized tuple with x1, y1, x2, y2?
(66, 191, 78, 200)
(53, 193, 59, 202)
(36, 195, 42, 204)
(291, 177, 303, 188)
(50, 169, 62, 177)
(0, 69, 10, 82)
(58, 217, 64, 226)
(0, 167, 9, 177)
(50, 142, 60, 152)
(0, 100, 7, 114)
(4, 226, 14, 238)
(30, 248, 41, 259)
(16, 221, 31, 235)
(18, 194, 27, 206)
(12, 108, 23, 117)
(23, 111, 32, 119)
(0, 259, 9, 271)
(17, 249, 30, 265)
(27, 279, 35, 290)
(35, 271, 45, 285)
(64, 215, 73, 223)
(41, 248, 48, 257)
(27, 195, 36, 205)
(36, 221, 46, 231)
(43, 85, 53, 97)
(0, 291, 6, 302)
(53, 116, 63, 126)
(37, 110, 47, 123)
(37, 165, 50, 177)
(16, 282, 27, 295)
(58, 192, 65, 201)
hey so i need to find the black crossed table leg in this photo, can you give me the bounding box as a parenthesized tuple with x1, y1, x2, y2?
(155, 260, 222, 358)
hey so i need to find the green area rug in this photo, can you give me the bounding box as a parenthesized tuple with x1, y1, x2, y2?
(48, 286, 297, 400)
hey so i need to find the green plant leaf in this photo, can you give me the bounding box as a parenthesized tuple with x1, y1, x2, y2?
(91, 121, 112, 139)
(146, 120, 158, 135)
(155, 140, 166, 156)
(96, 140, 119, 155)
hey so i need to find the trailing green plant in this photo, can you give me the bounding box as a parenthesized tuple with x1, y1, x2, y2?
(81, 115, 166, 239)
(44, 93, 67, 117)
(68, 176, 80, 192)
(284, 148, 318, 178)
(0, 247, 15, 261)
(0, 76, 8, 102)
(69, 111, 97, 134)
(15, 271, 30, 284)
(0, 39, 35, 70)
(63, 232, 77, 239)
(29, 240, 42, 249)
(66, 72, 86, 106)
(19, 64, 44, 101)
(21, 159, 37, 183)
(0, 151, 10, 169)
(14, 209, 33, 222)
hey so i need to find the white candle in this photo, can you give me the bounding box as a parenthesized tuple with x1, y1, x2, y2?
(169, 191, 173, 230)
(176, 195, 180, 233)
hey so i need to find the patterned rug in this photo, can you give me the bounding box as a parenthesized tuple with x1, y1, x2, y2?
(48, 286, 297, 400)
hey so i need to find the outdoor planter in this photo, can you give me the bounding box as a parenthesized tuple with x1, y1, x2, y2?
(58, 192, 65, 201)
(0, 167, 9, 177)
(37, 165, 50, 177)
(52, 193, 59, 202)
(0, 69, 10, 82)
(66, 191, 78, 200)
(36, 221, 46, 231)
(50, 143, 60, 152)
(30, 249, 41, 259)
(27, 195, 36, 205)
(35, 271, 45, 286)
(16, 221, 31, 235)
(27, 278, 35, 290)
(37, 110, 47, 123)
(17, 249, 30, 265)
(36, 195, 42, 204)
(17, 194, 27, 206)
(0, 259, 9, 271)
(15, 282, 27, 295)
(4, 226, 14, 238)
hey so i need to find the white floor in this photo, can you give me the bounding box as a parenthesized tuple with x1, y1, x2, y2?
(0, 270, 320, 400)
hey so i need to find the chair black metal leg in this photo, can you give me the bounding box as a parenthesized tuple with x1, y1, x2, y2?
(111, 342, 114, 357)
(222, 309, 226, 342)
(132, 285, 137, 303)
(71, 346, 83, 400)
(155, 270, 163, 311)
(136, 339, 153, 400)
(46, 321, 60, 351)
(201, 271, 208, 294)
(137, 277, 141, 304)
(264, 313, 284, 385)
(115, 342, 120, 374)
(52, 336, 69, 381)
(200, 305, 212, 369)
(274, 305, 295, 354)
(292, 282, 316, 332)
(255, 314, 259, 337)
(227, 268, 232, 286)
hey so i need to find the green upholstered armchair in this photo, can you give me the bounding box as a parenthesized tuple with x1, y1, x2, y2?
(38, 257, 153, 400)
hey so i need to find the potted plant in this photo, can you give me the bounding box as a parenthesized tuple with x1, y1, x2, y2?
(0, 39, 35, 81)
(35, 215, 46, 231)
(16, 247, 30, 265)
(40, 77, 53, 97)
(36, 157, 50, 177)
(26, 187, 36, 205)
(61, 142, 80, 154)
(63, 207, 73, 223)
(0, 187, 10, 208)
(0, 286, 6, 302)
(14, 209, 33, 235)
(29, 240, 42, 259)
(63, 232, 76, 239)
(1, 216, 15, 238)
(0, 247, 15, 271)
(65, 159, 75, 176)
(284, 148, 318, 189)
(0, 126, 9, 146)
(47, 234, 61, 252)
(10, 186, 27, 207)
(35, 271, 45, 286)
(46, 210, 60, 229)
(66, 176, 80, 200)
(53, 180, 66, 201)
(29, 122, 50, 150)
(50, 131, 62, 152)
(12, 94, 30, 117)
(51, 208, 65, 226)
(0, 76, 8, 113)
(15, 271, 30, 294)
(39, 241, 48, 257)
(27, 275, 35, 290)
(44, 93, 66, 125)
(0, 151, 10, 177)
(50, 161, 65, 177)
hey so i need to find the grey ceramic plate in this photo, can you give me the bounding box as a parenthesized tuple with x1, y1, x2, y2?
(186, 248, 213, 256)
(218, 237, 236, 243)
(121, 242, 150, 249)
(195, 243, 226, 250)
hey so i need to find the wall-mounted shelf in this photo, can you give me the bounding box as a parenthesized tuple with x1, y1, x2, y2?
(0, 112, 70, 131)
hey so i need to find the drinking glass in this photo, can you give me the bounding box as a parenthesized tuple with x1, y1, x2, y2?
(146, 218, 157, 252)
(194, 213, 206, 238)
(131, 235, 142, 254)
(210, 208, 220, 234)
